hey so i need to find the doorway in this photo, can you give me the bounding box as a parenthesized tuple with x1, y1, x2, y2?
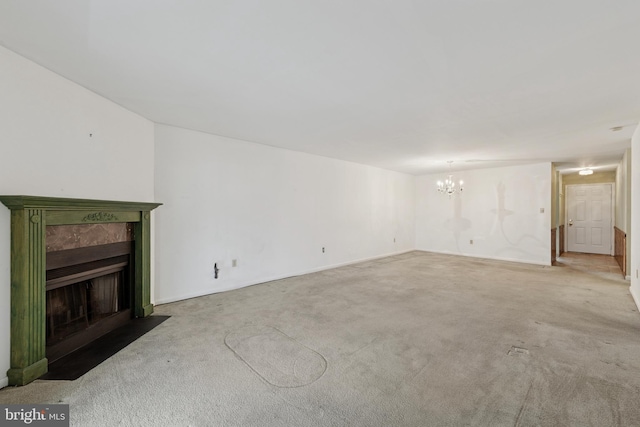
(565, 183, 614, 255)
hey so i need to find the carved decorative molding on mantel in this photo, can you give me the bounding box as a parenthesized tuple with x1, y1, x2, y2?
(82, 212, 119, 222)
(0, 195, 161, 386)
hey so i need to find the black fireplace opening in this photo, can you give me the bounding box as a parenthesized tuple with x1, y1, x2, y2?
(45, 242, 134, 362)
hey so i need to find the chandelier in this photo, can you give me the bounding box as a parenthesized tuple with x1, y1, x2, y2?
(436, 161, 463, 198)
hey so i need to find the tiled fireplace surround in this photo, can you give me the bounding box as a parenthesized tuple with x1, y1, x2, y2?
(0, 196, 161, 386)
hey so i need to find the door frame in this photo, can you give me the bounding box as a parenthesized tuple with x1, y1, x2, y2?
(564, 183, 615, 255)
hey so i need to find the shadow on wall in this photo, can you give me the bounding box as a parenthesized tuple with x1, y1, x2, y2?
(444, 193, 471, 252)
(438, 179, 546, 259)
(491, 180, 546, 258)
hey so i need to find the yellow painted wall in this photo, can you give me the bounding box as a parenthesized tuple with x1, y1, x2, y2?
(562, 171, 616, 186)
(551, 165, 558, 228)
(560, 171, 616, 227)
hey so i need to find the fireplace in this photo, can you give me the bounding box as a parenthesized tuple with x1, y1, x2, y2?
(45, 239, 134, 362)
(0, 196, 161, 385)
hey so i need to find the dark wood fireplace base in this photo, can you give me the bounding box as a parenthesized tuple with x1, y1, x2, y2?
(0, 196, 161, 386)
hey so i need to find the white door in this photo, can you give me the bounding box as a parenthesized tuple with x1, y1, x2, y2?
(566, 184, 613, 255)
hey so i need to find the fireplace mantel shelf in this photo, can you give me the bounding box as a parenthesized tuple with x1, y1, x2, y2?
(0, 195, 161, 386)
(0, 195, 161, 211)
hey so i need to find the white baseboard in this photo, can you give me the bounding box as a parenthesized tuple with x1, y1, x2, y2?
(154, 249, 416, 306)
(0, 376, 8, 389)
(630, 285, 640, 312)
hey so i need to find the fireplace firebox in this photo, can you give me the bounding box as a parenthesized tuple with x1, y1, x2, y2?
(0, 196, 161, 386)
(45, 241, 134, 362)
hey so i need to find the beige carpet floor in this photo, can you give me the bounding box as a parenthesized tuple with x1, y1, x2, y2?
(2, 251, 640, 426)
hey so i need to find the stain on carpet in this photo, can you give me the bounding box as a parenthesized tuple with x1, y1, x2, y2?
(508, 346, 530, 356)
(225, 325, 327, 388)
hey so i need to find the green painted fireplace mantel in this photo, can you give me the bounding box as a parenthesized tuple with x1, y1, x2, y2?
(0, 196, 161, 386)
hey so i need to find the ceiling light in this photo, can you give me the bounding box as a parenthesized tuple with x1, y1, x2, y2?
(436, 161, 463, 198)
(578, 168, 593, 176)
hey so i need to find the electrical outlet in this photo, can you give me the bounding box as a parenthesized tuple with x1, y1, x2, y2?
(470, 240, 473, 245)
(232, 259, 237, 267)
(540, 208, 545, 213)
(394, 238, 396, 243)
(322, 247, 325, 253)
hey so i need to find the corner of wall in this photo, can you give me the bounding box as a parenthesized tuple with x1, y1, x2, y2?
(630, 281, 640, 311)
(630, 122, 640, 311)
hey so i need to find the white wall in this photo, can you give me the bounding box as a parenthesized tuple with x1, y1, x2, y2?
(415, 163, 552, 265)
(630, 124, 640, 308)
(154, 124, 415, 303)
(0, 46, 155, 387)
